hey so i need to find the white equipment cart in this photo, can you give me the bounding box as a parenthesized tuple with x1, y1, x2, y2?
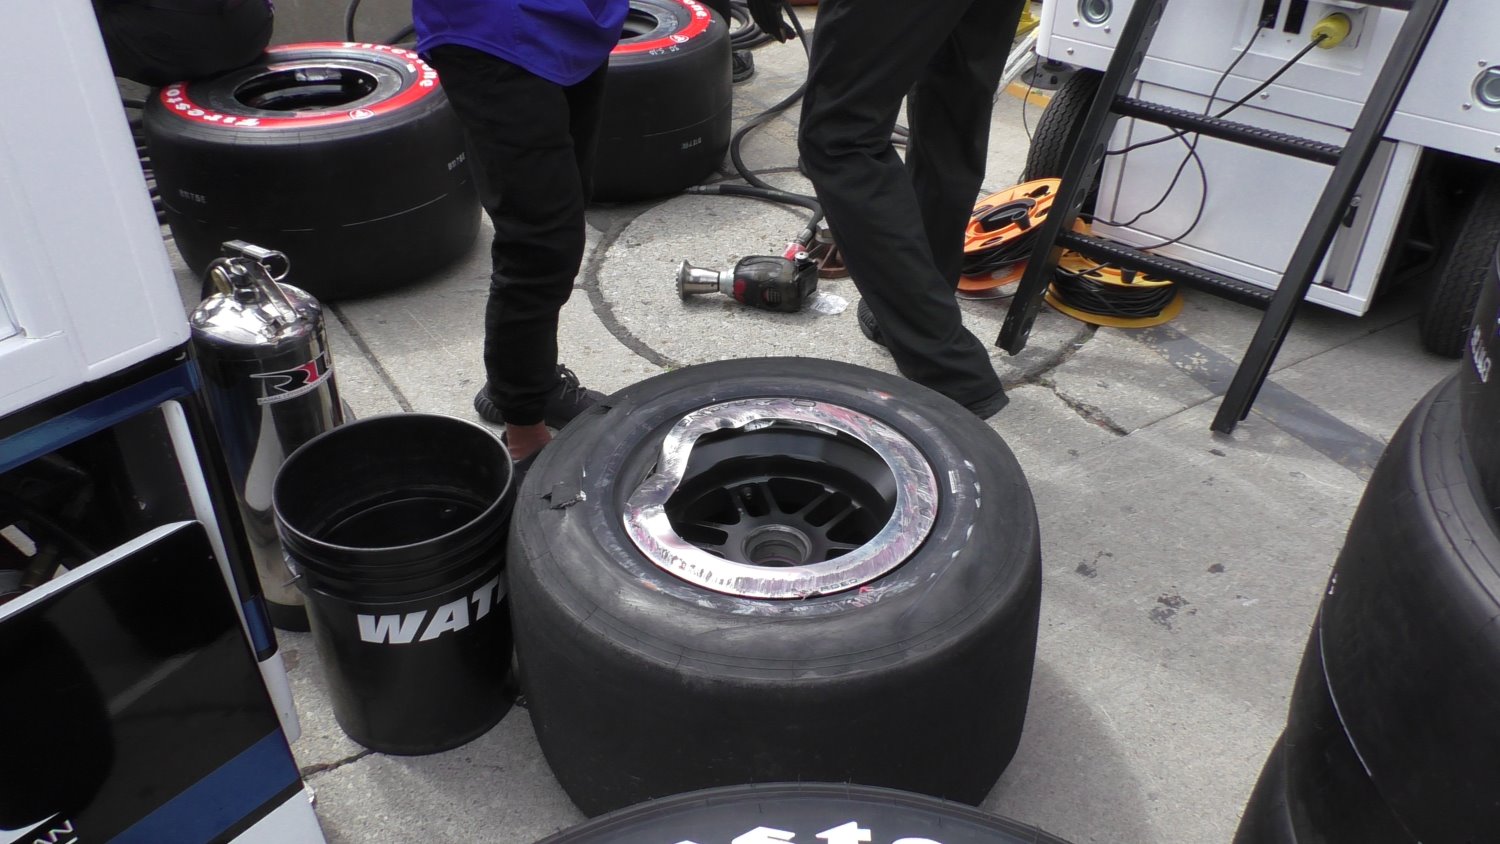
(1030, 0, 1500, 355)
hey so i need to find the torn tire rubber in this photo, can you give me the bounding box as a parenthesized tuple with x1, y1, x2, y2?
(537, 783, 1074, 844)
(509, 357, 1042, 816)
(145, 42, 480, 301)
(593, 0, 732, 201)
(1317, 374, 1500, 841)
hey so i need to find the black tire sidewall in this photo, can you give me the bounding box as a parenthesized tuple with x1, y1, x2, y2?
(515, 358, 1037, 668)
(144, 43, 477, 300)
(1319, 375, 1500, 840)
(538, 783, 1072, 844)
(595, 0, 732, 201)
(1459, 240, 1500, 514)
(1418, 169, 1500, 357)
(510, 358, 1041, 812)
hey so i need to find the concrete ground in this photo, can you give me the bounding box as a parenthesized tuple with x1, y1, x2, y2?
(172, 10, 1458, 843)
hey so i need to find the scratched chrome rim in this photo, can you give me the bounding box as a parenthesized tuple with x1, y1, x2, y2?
(622, 398, 939, 599)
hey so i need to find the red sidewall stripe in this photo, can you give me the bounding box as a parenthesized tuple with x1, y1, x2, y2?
(158, 42, 440, 129)
(612, 0, 713, 55)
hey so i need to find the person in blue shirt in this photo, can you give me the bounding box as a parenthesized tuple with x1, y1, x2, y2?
(415, 0, 629, 465)
(749, 0, 1025, 420)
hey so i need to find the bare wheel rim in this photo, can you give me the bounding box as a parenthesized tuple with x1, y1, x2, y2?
(622, 398, 939, 599)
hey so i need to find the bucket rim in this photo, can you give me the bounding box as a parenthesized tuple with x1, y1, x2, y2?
(273, 411, 515, 557)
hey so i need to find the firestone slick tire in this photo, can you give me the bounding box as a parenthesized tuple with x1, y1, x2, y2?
(509, 357, 1042, 816)
(593, 0, 732, 201)
(535, 783, 1075, 844)
(1318, 374, 1500, 841)
(145, 42, 480, 301)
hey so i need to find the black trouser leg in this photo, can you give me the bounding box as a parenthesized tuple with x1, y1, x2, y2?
(907, 0, 1028, 287)
(427, 47, 606, 425)
(798, 0, 1022, 410)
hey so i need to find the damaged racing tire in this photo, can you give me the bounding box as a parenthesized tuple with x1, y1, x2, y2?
(145, 42, 479, 301)
(537, 783, 1074, 844)
(509, 358, 1042, 816)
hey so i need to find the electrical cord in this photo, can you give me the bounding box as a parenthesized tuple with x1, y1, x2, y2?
(728, 1, 774, 49)
(344, 0, 363, 41)
(720, 0, 824, 225)
(1050, 267, 1177, 318)
(1106, 28, 1321, 158)
(1089, 28, 1327, 250)
(1047, 29, 1332, 318)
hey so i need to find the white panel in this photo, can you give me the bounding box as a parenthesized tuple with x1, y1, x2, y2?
(1092, 83, 1416, 315)
(0, 0, 191, 417)
(0, 272, 14, 341)
(161, 400, 302, 739)
(1038, 0, 1500, 159)
(230, 790, 327, 844)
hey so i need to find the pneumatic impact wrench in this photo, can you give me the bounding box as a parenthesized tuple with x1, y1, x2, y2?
(677, 226, 820, 312)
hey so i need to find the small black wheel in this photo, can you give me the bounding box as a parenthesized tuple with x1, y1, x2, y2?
(1418, 169, 1500, 357)
(509, 357, 1042, 815)
(537, 783, 1074, 844)
(594, 0, 733, 201)
(1318, 374, 1500, 841)
(1021, 68, 1102, 185)
(145, 42, 480, 301)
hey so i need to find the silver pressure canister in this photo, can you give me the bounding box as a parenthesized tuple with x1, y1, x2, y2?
(190, 241, 344, 631)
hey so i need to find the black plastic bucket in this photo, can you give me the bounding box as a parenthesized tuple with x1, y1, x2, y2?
(272, 413, 514, 755)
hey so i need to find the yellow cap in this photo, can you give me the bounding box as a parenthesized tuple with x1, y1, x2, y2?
(1311, 13, 1352, 48)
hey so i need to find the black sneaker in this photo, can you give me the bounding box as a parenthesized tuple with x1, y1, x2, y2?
(474, 365, 604, 429)
(856, 299, 886, 348)
(965, 388, 1010, 420)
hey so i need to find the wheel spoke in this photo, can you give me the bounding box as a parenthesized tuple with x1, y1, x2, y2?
(752, 480, 778, 514)
(730, 487, 754, 519)
(792, 488, 835, 519)
(822, 501, 863, 531)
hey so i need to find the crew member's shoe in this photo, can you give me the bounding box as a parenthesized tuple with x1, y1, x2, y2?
(856, 299, 886, 348)
(473, 364, 604, 429)
(965, 388, 1010, 421)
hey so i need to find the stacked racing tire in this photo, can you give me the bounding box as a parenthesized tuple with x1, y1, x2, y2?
(145, 42, 480, 301)
(509, 358, 1042, 815)
(1236, 242, 1500, 841)
(593, 0, 732, 201)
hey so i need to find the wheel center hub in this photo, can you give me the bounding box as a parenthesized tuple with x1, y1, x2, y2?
(743, 525, 814, 567)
